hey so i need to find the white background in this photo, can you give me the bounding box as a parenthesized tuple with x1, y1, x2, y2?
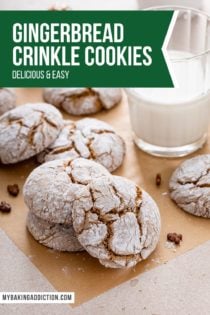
(0, 0, 209, 12)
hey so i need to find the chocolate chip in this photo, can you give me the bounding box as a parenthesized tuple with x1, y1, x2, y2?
(179, 234, 183, 241)
(0, 201, 12, 213)
(174, 237, 180, 245)
(167, 232, 183, 245)
(7, 184, 19, 197)
(156, 173, 161, 186)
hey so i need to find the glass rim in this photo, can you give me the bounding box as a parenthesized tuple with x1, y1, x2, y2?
(124, 87, 210, 107)
(143, 5, 210, 62)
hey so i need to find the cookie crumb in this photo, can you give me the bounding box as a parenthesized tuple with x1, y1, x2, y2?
(62, 266, 70, 275)
(151, 258, 161, 264)
(167, 232, 183, 245)
(0, 201, 12, 213)
(155, 173, 161, 186)
(7, 184, 19, 197)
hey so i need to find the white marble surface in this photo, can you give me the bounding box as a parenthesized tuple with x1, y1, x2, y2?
(0, 229, 72, 315)
(0, 0, 138, 10)
(2, 225, 210, 315)
(0, 0, 209, 12)
(73, 240, 210, 315)
(0, 0, 209, 13)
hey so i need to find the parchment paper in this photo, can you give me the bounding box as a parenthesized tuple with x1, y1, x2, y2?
(1, 88, 210, 306)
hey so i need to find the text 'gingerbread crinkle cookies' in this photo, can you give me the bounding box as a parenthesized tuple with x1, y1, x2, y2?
(37, 118, 125, 172)
(169, 155, 210, 218)
(0, 88, 16, 115)
(0, 103, 63, 164)
(72, 175, 161, 268)
(43, 88, 122, 115)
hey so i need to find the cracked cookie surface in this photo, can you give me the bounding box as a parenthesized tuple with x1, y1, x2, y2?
(24, 158, 160, 265)
(37, 118, 125, 172)
(0, 88, 16, 115)
(27, 211, 83, 252)
(24, 157, 110, 252)
(0, 103, 63, 164)
(169, 155, 210, 217)
(43, 88, 122, 115)
(72, 175, 161, 268)
(23, 158, 110, 225)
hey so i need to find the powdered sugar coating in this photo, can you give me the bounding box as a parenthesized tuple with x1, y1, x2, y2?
(23, 158, 110, 225)
(27, 211, 83, 252)
(0, 89, 16, 115)
(24, 158, 160, 267)
(169, 154, 210, 217)
(37, 118, 125, 172)
(43, 88, 122, 115)
(72, 175, 161, 268)
(0, 103, 63, 164)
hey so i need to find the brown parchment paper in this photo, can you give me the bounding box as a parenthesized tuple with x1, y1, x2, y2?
(1, 88, 210, 306)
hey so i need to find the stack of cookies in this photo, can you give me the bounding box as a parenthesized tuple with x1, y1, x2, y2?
(23, 157, 161, 269)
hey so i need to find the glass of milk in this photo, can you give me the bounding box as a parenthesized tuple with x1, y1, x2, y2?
(126, 6, 210, 157)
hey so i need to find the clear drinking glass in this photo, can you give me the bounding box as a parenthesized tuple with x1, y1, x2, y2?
(126, 6, 210, 157)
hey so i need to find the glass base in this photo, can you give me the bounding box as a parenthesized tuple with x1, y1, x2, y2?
(133, 133, 207, 158)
